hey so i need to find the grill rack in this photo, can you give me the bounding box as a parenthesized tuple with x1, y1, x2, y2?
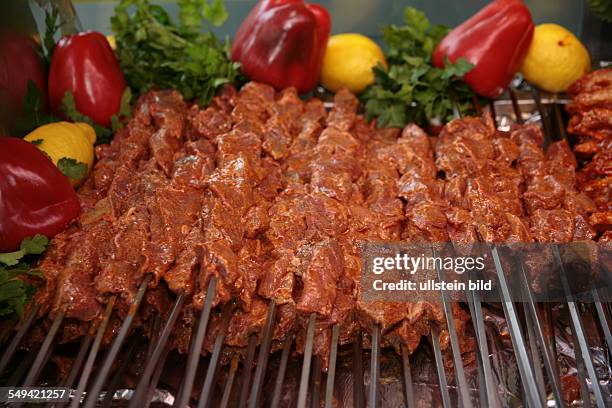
(1, 90, 611, 408)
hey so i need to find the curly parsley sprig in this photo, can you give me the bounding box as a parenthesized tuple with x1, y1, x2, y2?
(361, 7, 477, 129)
(111, 0, 240, 105)
(0, 235, 47, 319)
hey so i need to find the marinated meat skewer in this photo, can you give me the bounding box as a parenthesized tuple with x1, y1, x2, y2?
(566, 68, 612, 241)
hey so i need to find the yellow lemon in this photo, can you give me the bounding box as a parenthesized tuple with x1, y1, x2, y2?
(321, 33, 387, 94)
(521, 24, 591, 93)
(24, 122, 96, 185)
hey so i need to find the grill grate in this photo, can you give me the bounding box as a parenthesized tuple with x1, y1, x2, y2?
(1, 91, 611, 408)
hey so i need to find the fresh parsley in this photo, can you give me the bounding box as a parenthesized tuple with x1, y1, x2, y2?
(361, 7, 477, 128)
(0, 235, 48, 318)
(57, 157, 88, 180)
(111, 0, 241, 105)
(61, 90, 132, 145)
(0, 235, 48, 267)
(42, 5, 60, 63)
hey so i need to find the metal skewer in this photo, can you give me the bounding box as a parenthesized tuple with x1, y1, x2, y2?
(247, 300, 277, 408)
(270, 336, 293, 408)
(129, 293, 186, 408)
(0, 304, 40, 377)
(297, 313, 316, 408)
(324, 325, 339, 408)
(83, 275, 152, 408)
(173, 277, 217, 408)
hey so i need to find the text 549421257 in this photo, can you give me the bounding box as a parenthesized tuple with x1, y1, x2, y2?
(0, 387, 70, 403)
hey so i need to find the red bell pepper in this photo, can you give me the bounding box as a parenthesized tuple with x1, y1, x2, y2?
(232, 0, 331, 93)
(432, 0, 534, 99)
(0, 138, 80, 251)
(48, 31, 127, 127)
(0, 31, 47, 132)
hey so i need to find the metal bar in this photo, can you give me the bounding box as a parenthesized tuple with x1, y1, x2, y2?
(100, 336, 139, 408)
(553, 101, 568, 140)
(68, 296, 116, 408)
(466, 283, 500, 408)
(35, 335, 58, 385)
(353, 330, 365, 408)
(489, 101, 498, 129)
(146, 315, 163, 360)
(401, 345, 416, 408)
(475, 353, 487, 408)
(143, 344, 171, 408)
(531, 88, 552, 147)
(432, 248, 473, 408)
(270, 336, 293, 408)
(0, 317, 17, 348)
(198, 303, 234, 408)
(247, 300, 277, 408)
(430, 326, 451, 408)
(0, 304, 40, 376)
(554, 247, 607, 408)
(569, 312, 593, 408)
(324, 325, 340, 408)
(369, 325, 381, 408)
(238, 334, 257, 408)
(522, 303, 547, 406)
(21, 311, 64, 387)
(83, 275, 152, 408)
(46, 333, 93, 408)
(63, 334, 94, 389)
(592, 288, 612, 354)
(173, 276, 216, 408)
(509, 88, 524, 124)
(311, 357, 322, 408)
(544, 303, 561, 380)
(220, 357, 239, 408)
(297, 313, 316, 408)
(129, 293, 186, 408)
(6, 346, 37, 387)
(491, 246, 543, 408)
(518, 264, 565, 408)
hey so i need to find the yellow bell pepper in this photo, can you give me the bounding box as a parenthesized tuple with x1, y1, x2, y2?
(24, 122, 96, 186)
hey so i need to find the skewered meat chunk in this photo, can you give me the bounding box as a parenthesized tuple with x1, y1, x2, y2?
(568, 68, 612, 96)
(566, 68, 612, 240)
(568, 109, 612, 149)
(566, 87, 612, 114)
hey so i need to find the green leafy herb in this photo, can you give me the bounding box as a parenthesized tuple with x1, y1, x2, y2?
(20, 235, 49, 256)
(0, 264, 43, 318)
(110, 88, 133, 132)
(588, 0, 612, 22)
(0, 236, 48, 318)
(30, 139, 43, 146)
(202, 0, 229, 26)
(361, 7, 478, 128)
(0, 235, 49, 267)
(42, 5, 60, 62)
(57, 158, 88, 180)
(61, 91, 114, 145)
(61, 88, 133, 145)
(16, 80, 59, 135)
(111, 0, 240, 105)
